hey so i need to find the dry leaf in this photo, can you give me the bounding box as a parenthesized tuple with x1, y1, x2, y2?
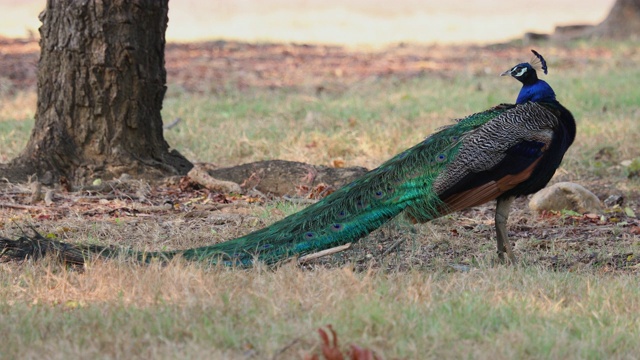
(333, 159, 345, 168)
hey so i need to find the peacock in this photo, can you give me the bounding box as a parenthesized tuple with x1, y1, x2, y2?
(0, 50, 576, 267)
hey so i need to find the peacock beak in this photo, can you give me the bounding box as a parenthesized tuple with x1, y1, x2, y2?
(500, 69, 512, 76)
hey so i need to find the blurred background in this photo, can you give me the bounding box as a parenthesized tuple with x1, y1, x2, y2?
(0, 0, 615, 46)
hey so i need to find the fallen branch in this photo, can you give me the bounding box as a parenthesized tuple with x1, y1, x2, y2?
(381, 238, 406, 258)
(0, 202, 47, 211)
(163, 117, 182, 130)
(298, 243, 352, 264)
(188, 165, 242, 194)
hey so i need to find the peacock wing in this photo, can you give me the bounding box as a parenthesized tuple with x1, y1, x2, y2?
(413, 102, 559, 218)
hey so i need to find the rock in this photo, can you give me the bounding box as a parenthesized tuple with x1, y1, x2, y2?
(29, 181, 42, 204)
(44, 189, 55, 206)
(604, 194, 624, 207)
(529, 182, 602, 214)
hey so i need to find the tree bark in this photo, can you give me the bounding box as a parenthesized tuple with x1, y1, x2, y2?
(592, 0, 640, 38)
(8, 0, 192, 185)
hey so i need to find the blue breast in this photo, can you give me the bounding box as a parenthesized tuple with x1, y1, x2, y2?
(516, 80, 557, 104)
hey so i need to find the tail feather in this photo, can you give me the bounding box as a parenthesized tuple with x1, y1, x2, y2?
(1, 50, 576, 268)
(177, 125, 471, 266)
(175, 106, 518, 265)
(0, 232, 124, 265)
(0, 105, 516, 267)
(180, 177, 412, 266)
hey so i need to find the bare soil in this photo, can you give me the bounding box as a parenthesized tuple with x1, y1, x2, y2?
(0, 37, 614, 93)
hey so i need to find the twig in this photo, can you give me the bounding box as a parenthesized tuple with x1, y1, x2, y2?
(0, 202, 47, 210)
(271, 336, 302, 360)
(282, 196, 318, 205)
(163, 117, 182, 130)
(190, 203, 249, 211)
(381, 226, 417, 258)
(188, 165, 242, 193)
(298, 243, 351, 263)
(381, 238, 407, 258)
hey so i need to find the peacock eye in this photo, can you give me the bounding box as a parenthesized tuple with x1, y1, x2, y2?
(514, 66, 528, 77)
(436, 154, 447, 162)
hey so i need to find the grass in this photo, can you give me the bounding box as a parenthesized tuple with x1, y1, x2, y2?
(0, 91, 35, 162)
(161, 59, 640, 174)
(1, 41, 640, 358)
(2, 261, 640, 359)
(2, 49, 640, 172)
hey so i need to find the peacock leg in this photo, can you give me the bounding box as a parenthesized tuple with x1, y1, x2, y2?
(495, 196, 517, 264)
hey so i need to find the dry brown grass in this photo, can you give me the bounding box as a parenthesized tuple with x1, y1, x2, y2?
(0, 90, 35, 120)
(2, 257, 640, 359)
(1, 40, 640, 358)
(0, 90, 35, 162)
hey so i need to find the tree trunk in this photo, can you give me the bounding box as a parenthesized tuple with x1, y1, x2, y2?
(9, 0, 192, 185)
(592, 0, 640, 38)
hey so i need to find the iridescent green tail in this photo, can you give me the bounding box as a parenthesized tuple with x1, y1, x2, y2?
(1, 105, 514, 267)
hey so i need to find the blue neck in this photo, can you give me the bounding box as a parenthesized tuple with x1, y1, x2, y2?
(516, 79, 557, 104)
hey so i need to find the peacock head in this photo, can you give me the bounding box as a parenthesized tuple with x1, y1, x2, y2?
(502, 50, 556, 104)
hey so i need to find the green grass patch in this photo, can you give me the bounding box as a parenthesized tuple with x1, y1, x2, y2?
(1, 263, 639, 359)
(1, 41, 640, 359)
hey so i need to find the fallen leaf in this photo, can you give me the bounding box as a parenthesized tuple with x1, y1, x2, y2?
(318, 325, 344, 360)
(624, 207, 636, 218)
